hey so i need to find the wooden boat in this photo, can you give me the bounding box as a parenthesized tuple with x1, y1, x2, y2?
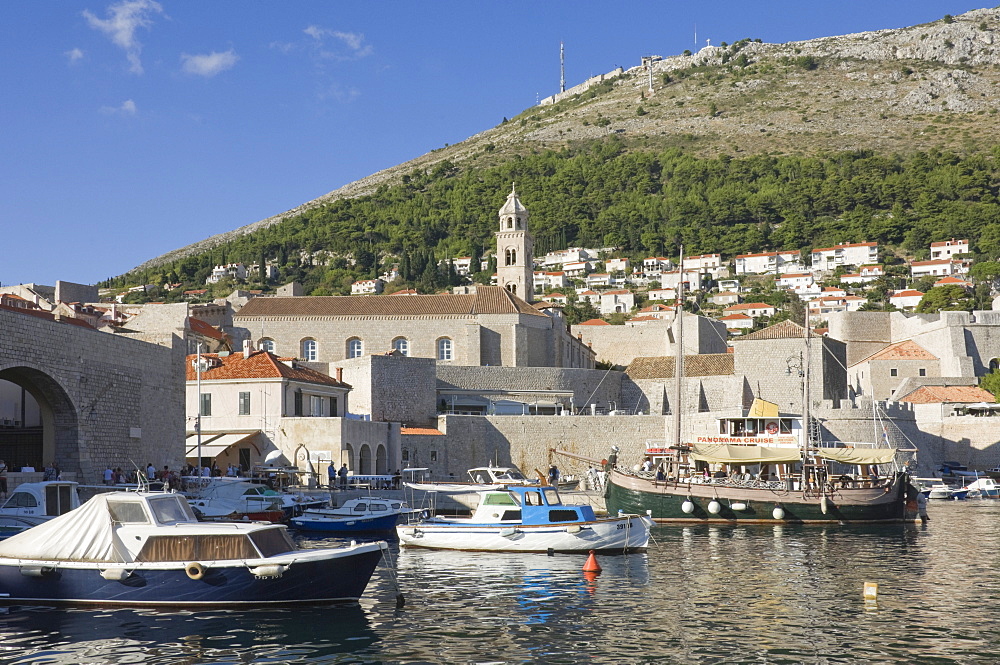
(0, 491, 387, 607)
(290, 497, 412, 533)
(396, 485, 651, 553)
(185, 480, 287, 522)
(603, 260, 918, 524)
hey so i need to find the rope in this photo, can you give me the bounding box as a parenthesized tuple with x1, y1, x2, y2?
(378, 544, 406, 608)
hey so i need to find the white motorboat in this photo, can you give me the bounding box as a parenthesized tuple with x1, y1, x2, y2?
(291, 497, 412, 533)
(0, 490, 388, 607)
(396, 485, 651, 553)
(0, 481, 80, 537)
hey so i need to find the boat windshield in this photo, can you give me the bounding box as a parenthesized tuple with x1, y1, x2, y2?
(481, 492, 519, 506)
(250, 527, 296, 557)
(542, 488, 561, 505)
(148, 496, 198, 524)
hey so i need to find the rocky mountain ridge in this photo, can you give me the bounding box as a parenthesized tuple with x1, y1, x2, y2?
(132, 7, 1000, 275)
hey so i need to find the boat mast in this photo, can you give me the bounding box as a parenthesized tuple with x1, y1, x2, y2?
(802, 308, 811, 486)
(673, 246, 684, 453)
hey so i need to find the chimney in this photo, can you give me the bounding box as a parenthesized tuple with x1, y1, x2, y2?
(335, 367, 343, 383)
(243, 339, 253, 357)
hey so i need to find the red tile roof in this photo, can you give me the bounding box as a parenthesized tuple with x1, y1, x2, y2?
(578, 319, 610, 326)
(859, 340, 937, 364)
(401, 427, 445, 435)
(235, 285, 544, 318)
(185, 351, 349, 387)
(901, 386, 994, 404)
(187, 317, 227, 341)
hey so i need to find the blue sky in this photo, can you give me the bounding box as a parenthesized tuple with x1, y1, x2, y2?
(0, 1, 986, 288)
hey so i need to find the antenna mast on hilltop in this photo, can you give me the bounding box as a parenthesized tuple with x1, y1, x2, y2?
(560, 41, 565, 93)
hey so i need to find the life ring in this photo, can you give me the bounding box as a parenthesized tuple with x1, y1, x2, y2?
(185, 562, 206, 580)
(766, 422, 779, 435)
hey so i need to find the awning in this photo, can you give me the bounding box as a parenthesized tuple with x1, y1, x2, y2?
(185, 431, 260, 459)
(813, 447, 899, 465)
(690, 444, 802, 464)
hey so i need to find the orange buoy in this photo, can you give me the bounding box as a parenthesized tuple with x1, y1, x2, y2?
(582, 549, 602, 573)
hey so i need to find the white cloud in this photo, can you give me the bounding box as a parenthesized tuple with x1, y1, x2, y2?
(302, 25, 372, 59)
(318, 83, 361, 103)
(100, 99, 137, 115)
(181, 49, 239, 77)
(83, 0, 163, 74)
(65, 48, 85, 63)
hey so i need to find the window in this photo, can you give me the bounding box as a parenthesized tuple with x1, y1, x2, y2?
(402, 448, 409, 462)
(347, 338, 363, 359)
(329, 396, 338, 417)
(200, 393, 212, 417)
(301, 339, 317, 361)
(259, 338, 275, 353)
(919, 368, 927, 377)
(293, 391, 303, 416)
(393, 337, 409, 356)
(238, 391, 250, 415)
(437, 338, 453, 361)
(890, 368, 898, 377)
(429, 450, 438, 462)
(309, 395, 323, 417)
(505, 248, 516, 266)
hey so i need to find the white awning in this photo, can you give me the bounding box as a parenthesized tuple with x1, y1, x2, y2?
(185, 432, 260, 459)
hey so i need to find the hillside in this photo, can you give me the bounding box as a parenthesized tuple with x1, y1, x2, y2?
(130, 7, 1000, 277)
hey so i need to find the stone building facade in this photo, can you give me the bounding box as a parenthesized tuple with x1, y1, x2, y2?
(233, 286, 595, 369)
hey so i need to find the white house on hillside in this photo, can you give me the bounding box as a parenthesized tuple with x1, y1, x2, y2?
(734, 251, 800, 275)
(930, 239, 969, 260)
(810, 242, 878, 270)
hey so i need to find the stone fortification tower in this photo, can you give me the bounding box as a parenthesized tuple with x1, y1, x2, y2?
(495, 184, 534, 301)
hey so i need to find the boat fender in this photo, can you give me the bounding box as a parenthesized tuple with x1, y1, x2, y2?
(566, 525, 583, 534)
(707, 499, 722, 515)
(249, 564, 288, 579)
(772, 505, 785, 520)
(19, 566, 55, 578)
(820, 495, 828, 515)
(730, 502, 748, 512)
(185, 562, 207, 580)
(681, 499, 695, 514)
(499, 527, 520, 538)
(100, 568, 132, 581)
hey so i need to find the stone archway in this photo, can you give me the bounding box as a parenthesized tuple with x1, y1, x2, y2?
(375, 444, 387, 475)
(358, 444, 372, 475)
(0, 366, 79, 473)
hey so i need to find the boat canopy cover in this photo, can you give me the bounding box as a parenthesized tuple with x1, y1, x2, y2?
(813, 447, 898, 465)
(0, 493, 126, 563)
(690, 444, 802, 464)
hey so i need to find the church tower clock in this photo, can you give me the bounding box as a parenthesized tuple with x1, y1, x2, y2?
(495, 184, 534, 301)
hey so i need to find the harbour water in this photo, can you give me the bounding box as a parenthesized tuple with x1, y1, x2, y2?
(1, 500, 998, 664)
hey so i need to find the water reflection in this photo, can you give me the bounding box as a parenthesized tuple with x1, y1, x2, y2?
(4, 502, 1000, 663)
(0, 605, 377, 664)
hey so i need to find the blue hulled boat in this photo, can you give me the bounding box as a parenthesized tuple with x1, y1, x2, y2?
(290, 497, 411, 533)
(0, 491, 387, 607)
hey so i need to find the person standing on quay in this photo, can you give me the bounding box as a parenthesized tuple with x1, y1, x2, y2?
(338, 463, 349, 490)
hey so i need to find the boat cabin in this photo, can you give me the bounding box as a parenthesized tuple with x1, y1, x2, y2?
(0, 481, 79, 520)
(469, 486, 596, 525)
(468, 466, 530, 484)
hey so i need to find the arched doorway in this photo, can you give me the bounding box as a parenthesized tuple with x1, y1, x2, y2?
(358, 444, 372, 475)
(343, 443, 355, 471)
(375, 444, 387, 474)
(0, 366, 79, 473)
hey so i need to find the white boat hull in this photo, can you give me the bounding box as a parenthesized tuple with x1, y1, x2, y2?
(396, 515, 650, 553)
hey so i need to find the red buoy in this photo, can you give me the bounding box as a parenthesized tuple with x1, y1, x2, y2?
(582, 549, 602, 573)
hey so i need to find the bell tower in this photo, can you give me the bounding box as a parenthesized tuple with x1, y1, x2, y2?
(495, 184, 534, 301)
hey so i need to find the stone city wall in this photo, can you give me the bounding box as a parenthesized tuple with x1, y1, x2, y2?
(0, 309, 185, 483)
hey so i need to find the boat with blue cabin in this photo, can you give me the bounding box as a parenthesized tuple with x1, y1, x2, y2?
(396, 484, 651, 553)
(0, 490, 388, 607)
(290, 497, 412, 533)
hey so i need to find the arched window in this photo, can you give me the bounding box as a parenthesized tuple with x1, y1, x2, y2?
(259, 338, 275, 353)
(507, 217, 514, 229)
(392, 337, 409, 356)
(301, 339, 317, 361)
(437, 337, 453, 361)
(347, 338, 363, 359)
(507, 284, 517, 295)
(505, 248, 516, 266)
